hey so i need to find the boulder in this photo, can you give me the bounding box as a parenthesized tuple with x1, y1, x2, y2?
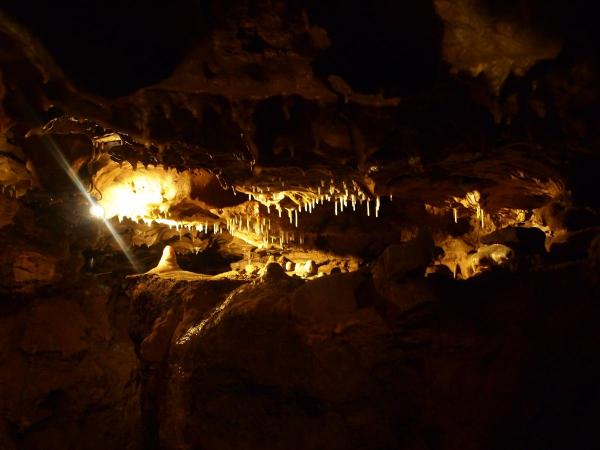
(372, 231, 434, 283)
(466, 244, 514, 277)
(549, 227, 600, 262)
(304, 259, 317, 276)
(260, 262, 289, 283)
(372, 233, 435, 312)
(482, 226, 546, 254)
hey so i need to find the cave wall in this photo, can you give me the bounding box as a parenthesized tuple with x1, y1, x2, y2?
(1, 0, 599, 449)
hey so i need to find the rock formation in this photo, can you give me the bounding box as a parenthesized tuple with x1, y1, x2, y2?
(0, 0, 598, 449)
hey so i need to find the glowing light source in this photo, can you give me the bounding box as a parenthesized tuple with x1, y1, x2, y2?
(41, 137, 141, 272)
(89, 204, 105, 218)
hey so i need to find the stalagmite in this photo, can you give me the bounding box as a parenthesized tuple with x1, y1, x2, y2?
(147, 245, 180, 273)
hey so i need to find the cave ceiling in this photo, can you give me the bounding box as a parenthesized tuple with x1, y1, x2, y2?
(0, 0, 598, 276)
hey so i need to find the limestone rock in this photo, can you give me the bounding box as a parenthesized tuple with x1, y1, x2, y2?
(304, 259, 317, 276)
(147, 245, 181, 273)
(482, 226, 546, 254)
(260, 262, 289, 283)
(466, 244, 514, 277)
(244, 264, 260, 275)
(550, 227, 600, 263)
(12, 251, 57, 283)
(371, 234, 435, 312)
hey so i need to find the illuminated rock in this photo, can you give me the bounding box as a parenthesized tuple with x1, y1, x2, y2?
(260, 262, 289, 283)
(466, 244, 514, 277)
(244, 264, 260, 275)
(304, 259, 317, 276)
(148, 245, 181, 273)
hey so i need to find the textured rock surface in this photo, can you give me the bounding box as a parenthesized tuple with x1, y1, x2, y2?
(122, 257, 600, 450)
(0, 279, 141, 450)
(0, 0, 598, 449)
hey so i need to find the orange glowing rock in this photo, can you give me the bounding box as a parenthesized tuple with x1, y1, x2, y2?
(148, 245, 181, 273)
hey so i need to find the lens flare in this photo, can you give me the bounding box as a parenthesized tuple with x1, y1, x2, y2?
(89, 204, 105, 218)
(42, 136, 141, 272)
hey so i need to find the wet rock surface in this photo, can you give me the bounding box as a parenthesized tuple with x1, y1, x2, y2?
(121, 257, 600, 450)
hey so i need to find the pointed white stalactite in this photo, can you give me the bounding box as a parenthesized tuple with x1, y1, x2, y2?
(453, 208, 458, 223)
(481, 209, 485, 228)
(375, 196, 380, 218)
(295, 209, 298, 228)
(367, 199, 370, 216)
(288, 209, 293, 224)
(340, 197, 344, 212)
(334, 201, 338, 216)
